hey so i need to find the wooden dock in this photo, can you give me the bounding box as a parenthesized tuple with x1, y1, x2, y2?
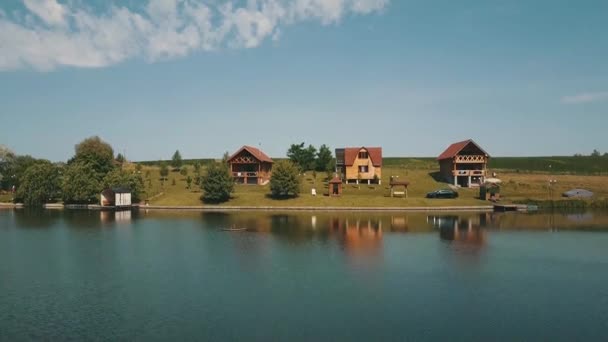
(493, 204, 528, 212)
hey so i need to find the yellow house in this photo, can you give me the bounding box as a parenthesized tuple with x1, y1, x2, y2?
(335, 147, 382, 184)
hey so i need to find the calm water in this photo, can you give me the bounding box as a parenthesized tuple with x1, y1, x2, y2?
(1, 209, 608, 341)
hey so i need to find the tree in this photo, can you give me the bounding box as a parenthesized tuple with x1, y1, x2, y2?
(193, 162, 202, 176)
(222, 151, 231, 162)
(186, 176, 193, 190)
(61, 162, 100, 204)
(102, 169, 145, 203)
(315, 144, 333, 172)
(70, 136, 115, 177)
(159, 162, 169, 180)
(180, 168, 188, 177)
(270, 160, 301, 198)
(201, 162, 234, 203)
(115, 153, 126, 165)
(1, 155, 45, 191)
(591, 149, 601, 157)
(287, 142, 317, 172)
(171, 150, 183, 170)
(15, 162, 61, 206)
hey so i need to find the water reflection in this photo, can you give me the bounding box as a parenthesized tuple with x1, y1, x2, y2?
(428, 214, 487, 247)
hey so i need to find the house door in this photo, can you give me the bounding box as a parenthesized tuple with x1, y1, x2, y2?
(333, 184, 339, 195)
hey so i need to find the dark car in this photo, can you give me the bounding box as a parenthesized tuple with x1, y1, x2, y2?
(426, 189, 459, 199)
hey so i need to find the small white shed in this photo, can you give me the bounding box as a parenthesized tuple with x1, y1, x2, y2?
(100, 188, 132, 207)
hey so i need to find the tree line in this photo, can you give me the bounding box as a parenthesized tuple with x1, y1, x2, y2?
(0, 137, 143, 206)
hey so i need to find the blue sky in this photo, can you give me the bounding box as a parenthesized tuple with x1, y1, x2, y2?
(1, 0, 607, 161)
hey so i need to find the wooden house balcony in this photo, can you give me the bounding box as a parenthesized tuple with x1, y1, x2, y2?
(453, 170, 486, 177)
(232, 171, 259, 178)
(454, 155, 486, 163)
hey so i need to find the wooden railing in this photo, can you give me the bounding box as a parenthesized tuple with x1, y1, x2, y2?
(455, 155, 485, 163)
(232, 172, 258, 177)
(453, 170, 486, 176)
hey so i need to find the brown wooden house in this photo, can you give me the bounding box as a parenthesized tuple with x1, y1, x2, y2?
(227, 146, 273, 185)
(438, 139, 489, 188)
(335, 147, 382, 184)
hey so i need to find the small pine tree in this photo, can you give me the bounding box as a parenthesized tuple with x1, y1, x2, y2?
(186, 176, 193, 190)
(201, 162, 234, 203)
(171, 150, 183, 170)
(270, 160, 301, 198)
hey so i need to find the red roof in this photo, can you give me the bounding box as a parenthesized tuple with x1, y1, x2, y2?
(437, 139, 489, 160)
(228, 145, 273, 163)
(343, 147, 382, 167)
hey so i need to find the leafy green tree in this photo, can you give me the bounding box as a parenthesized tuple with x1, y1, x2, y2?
(61, 162, 100, 204)
(171, 150, 183, 169)
(15, 162, 61, 206)
(316, 144, 333, 172)
(287, 142, 317, 171)
(591, 149, 601, 157)
(69, 136, 115, 177)
(102, 169, 145, 203)
(222, 151, 231, 162)
(2, 155, 47, 191)
(201, 162, 234, 203)
(270, 160, 301, 198)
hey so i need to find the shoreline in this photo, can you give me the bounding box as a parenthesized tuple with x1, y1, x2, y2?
(0, 202, 498, 212)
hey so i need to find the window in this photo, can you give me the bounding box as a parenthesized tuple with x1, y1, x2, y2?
(358, 165, 369, 173)
(358, 151, 369, 159)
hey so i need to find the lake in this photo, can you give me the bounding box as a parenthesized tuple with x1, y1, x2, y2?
(1, 209, 608, 341)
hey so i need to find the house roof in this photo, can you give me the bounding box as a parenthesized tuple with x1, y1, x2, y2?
(103, 187, 131, 194)
(343, 147, 382, 167)
(329, 176, 342, 184)
(437, 139, 489, 160)
(228, 145, 273, 163)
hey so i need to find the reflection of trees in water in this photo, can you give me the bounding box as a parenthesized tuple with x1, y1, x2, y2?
(13, 208, 62, 228)
(270, 214, 331, 244)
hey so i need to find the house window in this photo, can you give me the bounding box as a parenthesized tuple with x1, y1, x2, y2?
(358, 165, 369, 173)
(358, 151, 369, 159)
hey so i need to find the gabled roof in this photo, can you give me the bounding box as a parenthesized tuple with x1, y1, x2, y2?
(437, 139, 489, 160)
(228, 145, 273, 163)
(343, 147, 382, 167)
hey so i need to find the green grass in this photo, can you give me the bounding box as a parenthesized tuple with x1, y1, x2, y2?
(120, 159, 608, 208)
(0, 193, 12, 203)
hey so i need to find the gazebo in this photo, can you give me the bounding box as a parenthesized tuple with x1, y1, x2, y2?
(329, 176, 343, 196)
(389, 178, 409, 198)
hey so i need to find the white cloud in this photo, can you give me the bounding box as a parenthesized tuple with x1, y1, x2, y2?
(0, 0, 389, 71)
(562, 91, 608, 104)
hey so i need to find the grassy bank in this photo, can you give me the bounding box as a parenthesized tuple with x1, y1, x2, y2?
(131, 161, 608, 208)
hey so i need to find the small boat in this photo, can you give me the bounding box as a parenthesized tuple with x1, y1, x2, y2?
(221, 227, 247, 231)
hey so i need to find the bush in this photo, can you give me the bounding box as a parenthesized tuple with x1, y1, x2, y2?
(270, 160, 301, 198)
(201, 162, 234, 203)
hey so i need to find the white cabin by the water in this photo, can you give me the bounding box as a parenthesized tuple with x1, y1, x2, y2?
(100, 188, 132, 207)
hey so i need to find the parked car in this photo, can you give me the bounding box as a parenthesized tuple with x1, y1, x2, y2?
(426, 189, 459, 199)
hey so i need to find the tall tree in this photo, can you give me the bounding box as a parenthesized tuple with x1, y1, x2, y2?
(201, 162, 234, 203)
(15, 162, 61, 206)
(287, 142, 317, 172)
(69, 136, 115, 178)
(315, 144, 333, 172)
(270, 160, 301, 198)
(171, 150, 183, 169)
(61, 162, 100, 204)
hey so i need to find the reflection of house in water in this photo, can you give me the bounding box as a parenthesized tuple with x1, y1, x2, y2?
(100, 210, 132, 224)
(428, 214, 487, 246)
(330, 217, 383, 257)
(390, 216, 409, 232)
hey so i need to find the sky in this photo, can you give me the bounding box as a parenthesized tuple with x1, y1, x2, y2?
(0, 0, 607, 162)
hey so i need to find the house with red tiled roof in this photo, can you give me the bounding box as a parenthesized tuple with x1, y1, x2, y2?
(227, 146, 273, 185)
(438, 139, 489, 187)
(335, 147, 382, 184)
